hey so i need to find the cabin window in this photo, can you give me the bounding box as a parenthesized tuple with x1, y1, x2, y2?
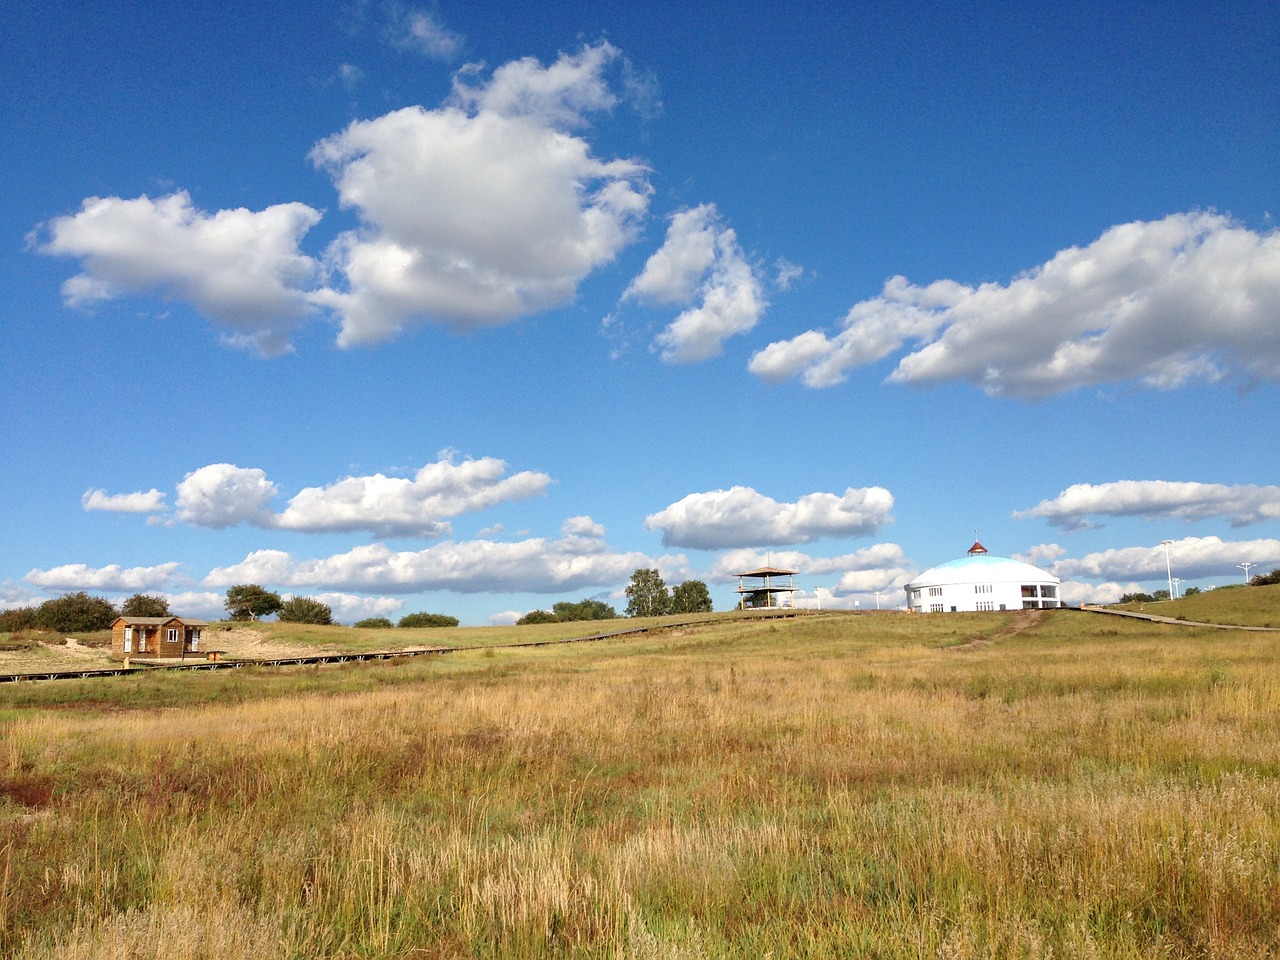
(167, 628, 179, 644)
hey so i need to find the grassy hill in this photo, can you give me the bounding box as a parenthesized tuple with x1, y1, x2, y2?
(3, 608, 1280, 957)
(1108, 581, 1280, 627)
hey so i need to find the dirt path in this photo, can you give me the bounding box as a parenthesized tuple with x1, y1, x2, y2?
(951, 609, 1046, 650)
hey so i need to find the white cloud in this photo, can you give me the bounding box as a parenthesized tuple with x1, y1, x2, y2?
(175, 464, 279, 529)
(561, 515, 606, 538)
(646, 485, 894, 549)
(310, 43, 651, 347)
(749, 212, 1280, 397)
(275, 456, 551, 538)
(706, 543, 907, 582)
(163, 455, 548, 538)
(24, 562, 184, 592)
(1046, 535, 1280, 583)
(449, 42, 619, 128)
(1058, 580, 1130, 606)
(773, 257, 806, 291)
(338, 63, 365, 88)
(161, 591, 229, 621)
(625, 204, 767, 363)
(0, 581, 52, 610)
(1014, 481, 1280, 530)
(37, 191, 322, 357)
(310, 592, 405, 624)
(489, 610, 524, 626)
(82, 488, 167, 514)
(1014, 543, 1068, 566)
(203, 534, 651, 595)
(385, 6, 463, 60)
(39, 46, 651, 356)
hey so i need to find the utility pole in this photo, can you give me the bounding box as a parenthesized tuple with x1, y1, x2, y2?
(1160, 540, 1174, 600)
(1238, 561, 1255, 583)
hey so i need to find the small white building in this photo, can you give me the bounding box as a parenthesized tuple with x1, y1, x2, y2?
(905, 542, 1061, 613)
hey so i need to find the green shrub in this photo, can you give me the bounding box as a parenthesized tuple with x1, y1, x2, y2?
(397, 612, 460, 628)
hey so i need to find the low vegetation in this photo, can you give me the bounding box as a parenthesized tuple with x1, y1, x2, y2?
(2, 599, 1280, 957)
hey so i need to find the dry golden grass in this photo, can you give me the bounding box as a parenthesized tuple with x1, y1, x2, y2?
(3, 609, 1279, 957)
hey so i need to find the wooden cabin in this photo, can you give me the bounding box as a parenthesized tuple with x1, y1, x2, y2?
(111, 616, 208, 660)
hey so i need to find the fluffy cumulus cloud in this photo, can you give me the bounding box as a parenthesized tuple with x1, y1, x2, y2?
(159, 455, 548, 537)
(175, 464, 279, 529)
(624, 204, 767, 363)
(1042, 535, 1280, 583)
(24, 561, 184, 592)
(1014, 481, 1280, 531)
(749, 212, 1280, 398)
(38, 44, 650, 355)
(82, 487, 167, 514)
(275, 456, 551, 538)
(646, 485, 894, 550)
(37, 192, 323, 357)
(203, 530, 650, 595)
(310, 42, 651, 347)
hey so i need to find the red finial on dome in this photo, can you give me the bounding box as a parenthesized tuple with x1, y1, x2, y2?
(968, 541, 988, 555)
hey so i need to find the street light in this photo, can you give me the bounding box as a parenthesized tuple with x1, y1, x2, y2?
(1238, 561, 1254, 584)
(1160, 540, 1174, 600)
(874, 591, 883, 610)
(1171, 578, 1182, 598)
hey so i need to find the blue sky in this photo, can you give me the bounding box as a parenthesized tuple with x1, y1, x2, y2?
(3, 0, 1278, 625)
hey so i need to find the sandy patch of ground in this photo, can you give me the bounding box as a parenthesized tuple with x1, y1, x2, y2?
(196, 626, 345, 660)
(0, 637, 118, 675)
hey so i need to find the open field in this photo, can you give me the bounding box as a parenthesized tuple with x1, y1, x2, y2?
(3, 602, 1280, 958)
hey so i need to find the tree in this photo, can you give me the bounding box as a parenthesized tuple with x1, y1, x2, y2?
(671, 579, 713, 613)
(121, 593, 171, 617)
(353, 617, 393, 629)
(1119, 592, 1155, 604)
(398, 612, 460, 628)
(278, 596, 334, 624)
(551, 598, 617, 621)
(224, 584, 282, 621)
(1182, 586, 1202, 597)
(1151, 589, 1171, 601)
(516, 609, 559, 625)
(0, 607, 37, 632)
(35, 592, 118, 633)
(1251, 568, 1280, 586)
(625, 568, 671, 617)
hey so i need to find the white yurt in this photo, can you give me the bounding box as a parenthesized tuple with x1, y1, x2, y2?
(904, 542, 1061, 613)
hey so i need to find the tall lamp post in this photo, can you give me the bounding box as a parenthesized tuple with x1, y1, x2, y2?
(1160, 540, 1174, 600)
(1171, 578, 1183, 599)
(1238, 561, 1254, 584)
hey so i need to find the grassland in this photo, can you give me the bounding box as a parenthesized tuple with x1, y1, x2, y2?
(3, 597, 1280, 958)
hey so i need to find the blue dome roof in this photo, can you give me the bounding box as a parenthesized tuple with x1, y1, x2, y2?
(906, 553, 1057, 589)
